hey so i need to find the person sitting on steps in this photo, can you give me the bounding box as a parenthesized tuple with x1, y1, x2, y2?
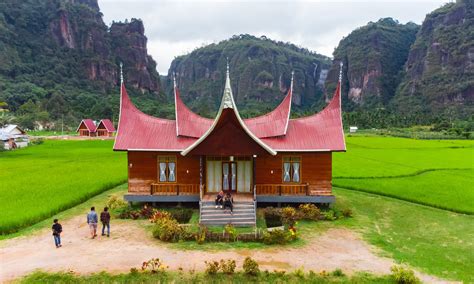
(215, 190, 224, 209)
(223, 192, 234, 214)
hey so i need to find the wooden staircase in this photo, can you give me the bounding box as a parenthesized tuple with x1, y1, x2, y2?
(199, 201, 256, 227)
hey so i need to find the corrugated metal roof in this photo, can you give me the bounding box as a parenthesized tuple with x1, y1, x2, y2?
(99, 119, 116, 132)
(114, 81, 345, 152)
(76, 119, 96, 132)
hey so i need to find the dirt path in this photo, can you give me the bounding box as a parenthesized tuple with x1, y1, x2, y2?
(0, 216, 450, 283)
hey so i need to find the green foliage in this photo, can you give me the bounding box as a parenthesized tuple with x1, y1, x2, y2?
(280, 207, 300, 227)
(169, 208, 193, 224)
(224, 224, 237, 242)
(219, 259, 236, 275)
(0, 140, 126, 234)
(242, 256, 260, 276)
(152, 216, 189, 242)
(263, 207, 283, 227)
(298, 204, 321, 220)
(204, 260, 220, 275)
(141, 258, 166, 274)
(390, 266, 420, 284)
(105, 195, 127, 210)
(262, 229, 292, 245)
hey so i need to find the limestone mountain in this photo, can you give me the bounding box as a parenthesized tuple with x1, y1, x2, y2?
(393, 0, 473, 119)
(0, 0, 160, 128)
(325, 18, 419, 111)
(167, 34, 332, 118)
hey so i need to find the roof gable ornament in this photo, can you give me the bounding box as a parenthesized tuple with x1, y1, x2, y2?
(222, 60, 234, 109)
(120, 62, 124, 85)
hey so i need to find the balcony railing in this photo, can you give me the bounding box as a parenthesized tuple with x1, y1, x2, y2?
(150, 183, 199, 195)
(255, 184, 332, 196)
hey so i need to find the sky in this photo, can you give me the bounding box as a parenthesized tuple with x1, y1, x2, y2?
(99, 0, 450, 74)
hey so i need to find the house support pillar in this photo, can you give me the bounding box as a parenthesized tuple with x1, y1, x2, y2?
(199, 155, 203, 200)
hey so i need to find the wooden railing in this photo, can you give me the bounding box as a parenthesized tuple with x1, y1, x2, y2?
(256, 184, 309, 196)
(150, 184, 199, 195)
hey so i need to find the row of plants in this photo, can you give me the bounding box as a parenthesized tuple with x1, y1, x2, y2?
(264, 204, 352, 227)
(135, 256, 420, 284)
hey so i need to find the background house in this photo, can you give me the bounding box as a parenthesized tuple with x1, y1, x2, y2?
(0, 124, 29, 150)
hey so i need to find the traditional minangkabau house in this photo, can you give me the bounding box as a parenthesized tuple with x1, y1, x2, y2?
(76, 119, 97, 137)
(114, 63, 345, 225)
(96, 119, 116, 137)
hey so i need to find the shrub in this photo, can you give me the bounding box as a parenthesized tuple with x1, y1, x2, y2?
(273, 270, 286, 277)
(204, 261, 220, 275)
(105, 195, 127, 210)
(331, 268, 345, 277)
(152, 217, 187, 242)
(149, 210, 172, 223)
(342, 208, 353, 218)
(390, 266, 421, 284)
(141, 258, 166, 273)
(31, 138, 44, 145)
(195, 225, 208, 244)
(140, 205, 156, 219)
(281, 207, 300, 227)
(293, 267, 305, 278)
(170, 208, 193, 224)
(224, 224, 237, 242)
(219, 259, 236, 275)
(322, 210, 337, 221)
(298, 203, 321, 220)
(119, 208, 140, 220)
(263, 229, 291, 245)
(263, 207, 283, 227)
(243, 257, 260, 276)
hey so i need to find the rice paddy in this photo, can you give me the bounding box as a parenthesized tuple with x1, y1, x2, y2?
(0, 140, 126, 234)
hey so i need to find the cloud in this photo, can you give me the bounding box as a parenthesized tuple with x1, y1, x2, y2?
(99, 0, 449, 73)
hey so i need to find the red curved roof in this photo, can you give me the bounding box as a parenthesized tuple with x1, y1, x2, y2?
(113, 84, 196, 151)
(175, 86, 212, 138)
(114, 81, 345, 152)
(98, 119, 116, 132)
(244, 87, 292, 138)
(174, 84, 292, 139)
(261, 84, 346, 151)
(76, 119, 96, 132)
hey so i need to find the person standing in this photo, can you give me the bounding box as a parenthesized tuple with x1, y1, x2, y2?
(52, 219, 62, 248)
(100, 207, 111, 237)
(87, 207, 98, 239)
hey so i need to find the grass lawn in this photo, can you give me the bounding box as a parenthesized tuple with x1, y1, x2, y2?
(21, 270, 393, 284)
(0, 140, 126, 234)
(333, 188, 474, 283)
(333, 136, 474, 213)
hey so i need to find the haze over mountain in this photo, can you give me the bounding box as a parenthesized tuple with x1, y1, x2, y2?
(0, 0, 471, 130)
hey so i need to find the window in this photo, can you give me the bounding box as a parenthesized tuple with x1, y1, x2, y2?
(283, 157, 301, 183)
(158, 156, 176, 182)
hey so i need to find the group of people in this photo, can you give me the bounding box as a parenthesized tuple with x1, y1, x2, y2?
(51, 206, 111, 248)
(215, 190, 234, 214)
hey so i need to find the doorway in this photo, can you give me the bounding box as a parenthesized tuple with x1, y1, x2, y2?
(222, 162, 237, 192)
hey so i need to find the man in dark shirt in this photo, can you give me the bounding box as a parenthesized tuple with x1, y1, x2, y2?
(52, 219, 62, 248)
(100, 207, 111, 237)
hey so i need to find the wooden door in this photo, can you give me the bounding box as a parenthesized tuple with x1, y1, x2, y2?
(222, 162, 237, 192)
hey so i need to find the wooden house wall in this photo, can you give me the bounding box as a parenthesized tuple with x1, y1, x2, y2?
(255, 152, 332, 191)
(127, 151, 200, 193)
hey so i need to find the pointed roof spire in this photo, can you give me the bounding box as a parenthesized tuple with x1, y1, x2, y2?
(290, 70, 294, 93)
(339, 61, 343, 83)
(222, 58, 234, 109)
(120, 62, 124, 85)
(173, 72, 177, 89)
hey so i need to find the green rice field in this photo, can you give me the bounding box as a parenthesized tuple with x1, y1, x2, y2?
(333, 136, 474, 214)
(0, 140, 126, 234)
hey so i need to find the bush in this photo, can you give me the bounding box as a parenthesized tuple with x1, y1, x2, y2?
(195, 225, 208, 244)
(281, 207, 300, 227)
(105, 195, 127, 210)
(390, 266, 421, 284)
(322, 210, 337, 221)
(298, 204, 321, 220)
(149, 210, 172, 223)
(152, 217, 188, 242)
(204, 261, 220, 275)
(30, 138, 44, 145)
(118, 208, 140, 220)
(342, 208, 353, 218)
(243, 257, 260, 276)
(140, 205, 156, 219)
(224, 224, 237, 242)
(170, 208, 193, 224)
(141, 258, 166, 273)
(220, 259, 236, 275)
(263, 229, 291, 245)
(263, 207, 283, 227)
(331, 268, 345, 277)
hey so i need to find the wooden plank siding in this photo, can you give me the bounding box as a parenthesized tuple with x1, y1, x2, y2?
(127, 151, 200, 194)
(127, 151, 332, 196)
(254, 152, 332, 195)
